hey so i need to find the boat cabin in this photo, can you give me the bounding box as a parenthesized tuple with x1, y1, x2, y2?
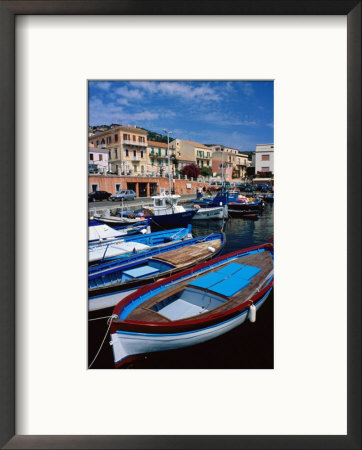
(152, 194, 186, 215)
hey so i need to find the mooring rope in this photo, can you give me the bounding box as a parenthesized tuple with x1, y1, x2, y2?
(88, 314, 118, 369)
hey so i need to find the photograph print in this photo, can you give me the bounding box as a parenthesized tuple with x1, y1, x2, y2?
(88, 81, 274, 369)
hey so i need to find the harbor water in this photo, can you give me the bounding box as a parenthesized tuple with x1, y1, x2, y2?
(88, 202, 274, 369)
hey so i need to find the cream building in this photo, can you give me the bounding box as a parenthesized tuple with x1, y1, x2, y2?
(88, 125, 148, 175)
(169, 139, 212, 171)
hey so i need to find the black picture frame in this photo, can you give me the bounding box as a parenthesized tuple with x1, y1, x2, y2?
(0, 1, 360, 449)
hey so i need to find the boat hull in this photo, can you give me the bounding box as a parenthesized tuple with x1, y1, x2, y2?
(148, 210, 197, 227)
(110, 287, 272, 367)
(192, 206, 227, 220)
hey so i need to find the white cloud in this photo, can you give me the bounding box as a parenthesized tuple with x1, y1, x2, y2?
(240, 82, 254, 96)
(130, 81, 221, 101)
(93, 81, 111, 90)
(89, 97, 160, 125)
(200, 112, 256, 127)
(115, 86, 144, 100)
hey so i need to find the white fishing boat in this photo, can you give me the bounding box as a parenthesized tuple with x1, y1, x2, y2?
(191, 204, 228, 220)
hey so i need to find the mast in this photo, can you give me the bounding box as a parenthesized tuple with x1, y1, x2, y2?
(163, 129, 172, 195)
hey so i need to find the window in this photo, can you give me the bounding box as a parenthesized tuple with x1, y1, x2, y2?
(115, 184, 121, 191)
(107, 136, 111, 144)
(101, 138, 105, 145)
(151, 159, 154, 166)
(262, 154, 270, 161)
(123, 133, 130, 140)
(125, 149, 129, 157)
(261, 166, 270, 172)
(99, 154, 103, 161)
(133, 135, 136, 141)
(139, 136, 145, 143)
(140, 150, 144, 158)
(158, 148, 161, 156)
(133, 150, 137, 157)
(96, 140, 99, 146)
(165, 149, 168, 156)
(89, 154, 94, 160)
(115, 134, 118, 142)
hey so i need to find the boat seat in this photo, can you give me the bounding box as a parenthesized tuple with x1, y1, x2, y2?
(122, 265, 160, 279)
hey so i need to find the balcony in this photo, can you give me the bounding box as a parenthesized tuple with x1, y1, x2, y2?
(130, 156, 142, 161)
(122, 140, 147, 147)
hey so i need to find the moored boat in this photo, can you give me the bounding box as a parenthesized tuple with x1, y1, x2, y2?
(186, 205, 228, 220)
(89, 226, 192, 264)
(142, 193, 197, 227)
(89, 233, 225, 312)
(88, 221, 149, 243)
(109, 242, 273, 367)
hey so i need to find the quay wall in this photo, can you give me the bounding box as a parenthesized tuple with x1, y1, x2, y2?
(88, 175, 211, 196)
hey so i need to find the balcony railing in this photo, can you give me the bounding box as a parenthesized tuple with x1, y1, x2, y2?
(122, 140, 147, 147)
(130, 156, 142, 161)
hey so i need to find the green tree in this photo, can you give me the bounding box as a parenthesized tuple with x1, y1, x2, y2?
(200, 167, 212, 177)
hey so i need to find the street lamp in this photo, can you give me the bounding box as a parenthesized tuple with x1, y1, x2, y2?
(163, 129, 172, 195)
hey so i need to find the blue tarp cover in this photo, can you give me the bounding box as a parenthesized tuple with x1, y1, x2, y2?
(189, 261, 261, 297)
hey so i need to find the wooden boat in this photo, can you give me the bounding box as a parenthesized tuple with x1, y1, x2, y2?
(88, 221, 149, 243)
(88, 233, 225, 312)
(142, 193, 197, 227)
(110, 242, 274, 367)
(89, 226, 192, 264)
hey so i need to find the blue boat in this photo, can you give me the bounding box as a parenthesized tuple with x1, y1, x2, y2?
(89, 225, 192, 265)
(192, 190, 264, 211)
(88, 232, 225, 312)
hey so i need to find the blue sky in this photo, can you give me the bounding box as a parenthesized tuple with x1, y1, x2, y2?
(88, 81, 273, 151)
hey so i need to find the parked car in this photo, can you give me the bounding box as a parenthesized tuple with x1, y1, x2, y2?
(88, 190, 111, 202)
(109, 189, 136, 201)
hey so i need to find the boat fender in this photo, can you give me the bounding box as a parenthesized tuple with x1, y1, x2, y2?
(248, 304, 256, 323)
(140, 229, 147, 234)
(207, 246, 216, 253)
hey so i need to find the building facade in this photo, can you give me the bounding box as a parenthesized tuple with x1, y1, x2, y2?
(88, 125, 148, 175)
(255, 144, 274, 175)
(147, 140, 175, 177)
(88, 146, 109, 174)
(169, 139, 212, 171)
